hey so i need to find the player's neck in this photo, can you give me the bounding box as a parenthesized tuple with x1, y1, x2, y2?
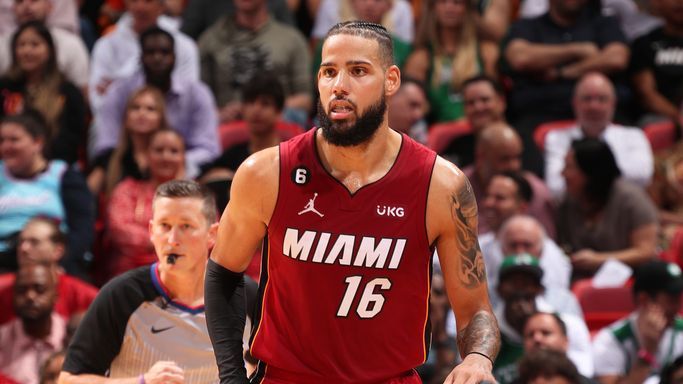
(316, 126, 402, 193)
(159, 266, 205, 307)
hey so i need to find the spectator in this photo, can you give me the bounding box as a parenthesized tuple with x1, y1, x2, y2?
(0, 112, 94, 277)
(483, 214, 573, 310)
(592, 260, 683, 384)
(88, 86, 169, 195)
(180, 0, 295, 40)
(0, 217, 98, 325)
(502, 0, 629, 175)
(464, 123, 556, 237)
(105, 129, 186, 278)
(0, 21, 87, 165)
(388, 76, 429, 144)
(89, 0, 199, 111)
(630, 0, 683, 125)
(93, 27, 219, 178)
(0, 263, 66, 384)
(404, 0, 498, 123)
(312, 0, 413, 72)
(60, 180, 220, 383)
(202, 73, 292, 176)
(520, 0, 663, 42)
(557, 138, 658, 278)
(489, 255, 593, 383)
(39, 350, 64, 384)
(198, 0, 311, 126)
(515, 349, 585, 384)
(545, 72, 654, 199)
(518, 313, 598, 384)
(481, 171, 534, 236)
(0, 0, 89, 89)
(312, 0, 414, 43)
(438, 75, 507, 167)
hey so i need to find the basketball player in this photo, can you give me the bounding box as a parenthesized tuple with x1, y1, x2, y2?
(205, 21, 500, 383)
(59, 180, 219, 383)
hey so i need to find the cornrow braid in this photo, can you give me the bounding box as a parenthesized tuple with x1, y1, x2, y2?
(324, 20, 394, 68)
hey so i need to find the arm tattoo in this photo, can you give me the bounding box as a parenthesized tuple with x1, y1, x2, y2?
(456, 310, 501, 361)
(451, 178, 486, 289)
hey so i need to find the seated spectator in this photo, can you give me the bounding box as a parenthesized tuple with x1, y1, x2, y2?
(592, 260, 683, 384)
(198, 0, 311, 127)
(311, 0, 413, 72)
(312, 0, 414, 43)
(0, 112, 94, 277)
(520, 0, 663, 42)
(93, 27, 219, 178)
(0, 217, 98, 325)
(545, 72, 654, 199)
(481, 171, 534, 237)
(437, 75, 507, 167)
(404, 0, 498, 123)
(0, 21, 87, 164)
(88, 86, 169, 195)
(630, 0, 683, 125)
(509, 313, 598, 384)
(180, 0, 295, 39)
(0, 263, 66, 384)
(0, 0, 89, 89)
(387, 76, 429, 144)
(89, 0, 199, 111)
(502, 0, 629, 175)
(483, 214, 573, 309)
(464, 123, 556, 237)
(105, 129, 186, 278)
(488, 255, 593, 383)
(200, 73, 295, 180)
(60, 181, 220, 383)
(39, 350, 64, 384)
(515, 349, 587, 384)
(557, 138, 658, 278)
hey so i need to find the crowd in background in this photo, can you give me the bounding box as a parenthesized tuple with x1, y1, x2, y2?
(0, 0, 683, 382)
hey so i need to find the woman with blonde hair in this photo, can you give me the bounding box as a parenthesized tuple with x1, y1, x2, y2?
(87, 86, 170, 195)
(404, 0, 498, 123)
(0, 21, 87, 164)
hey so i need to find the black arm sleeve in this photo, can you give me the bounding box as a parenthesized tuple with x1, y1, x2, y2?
(205, 258, 249, 384)
(60, 166, 95, 278)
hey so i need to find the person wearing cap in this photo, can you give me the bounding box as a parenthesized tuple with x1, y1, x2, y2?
(491, 254, 593, 384)
(592, 260, 683, 384)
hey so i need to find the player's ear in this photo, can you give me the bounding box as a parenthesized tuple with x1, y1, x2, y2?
(384, 65, 400, 97)
(207, 222, 219, 248)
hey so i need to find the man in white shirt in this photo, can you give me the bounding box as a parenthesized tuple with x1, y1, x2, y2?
(89, 0, 199, 111)
(544, 72, 654, 200)
(0, 0, 89, 88)
(593, 260, 683, 384)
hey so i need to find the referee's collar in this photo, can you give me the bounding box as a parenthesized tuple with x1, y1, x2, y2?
(150, 263, 205, 314)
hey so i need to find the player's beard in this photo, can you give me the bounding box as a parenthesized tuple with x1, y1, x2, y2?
(317, 93, 386, 147)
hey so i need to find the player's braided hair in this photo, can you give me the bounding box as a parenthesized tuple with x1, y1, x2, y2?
(324, 21, 394, 68)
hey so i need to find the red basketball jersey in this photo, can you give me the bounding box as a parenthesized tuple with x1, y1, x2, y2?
(250, 129, 437, 383)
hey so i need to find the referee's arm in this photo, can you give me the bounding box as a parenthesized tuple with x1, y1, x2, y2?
(207, 148, 278, 383)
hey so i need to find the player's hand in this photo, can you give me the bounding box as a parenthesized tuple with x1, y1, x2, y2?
(144, 361, 185, 384)
(443, 353, 496, 384)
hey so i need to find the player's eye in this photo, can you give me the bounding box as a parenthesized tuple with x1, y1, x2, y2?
(321, 68, 336, 77)
(351, 67, 367, 76)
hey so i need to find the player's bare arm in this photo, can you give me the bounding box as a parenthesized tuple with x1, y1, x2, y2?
(428, 157, 500, 383)
(206, 147, 279, 384)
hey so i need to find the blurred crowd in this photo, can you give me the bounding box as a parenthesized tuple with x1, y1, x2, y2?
(0, 0, 683, 383)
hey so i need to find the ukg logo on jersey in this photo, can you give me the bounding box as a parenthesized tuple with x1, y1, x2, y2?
(375, 205, 405, 218)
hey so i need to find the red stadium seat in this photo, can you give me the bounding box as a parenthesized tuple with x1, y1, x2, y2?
(644, 120, 677, 152)
(572, 279, 634, 334)
(533, 120, 575, 151)
(427, 119, 472, 154)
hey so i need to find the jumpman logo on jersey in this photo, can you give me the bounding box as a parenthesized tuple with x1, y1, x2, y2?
(298, 193, 324, 217)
